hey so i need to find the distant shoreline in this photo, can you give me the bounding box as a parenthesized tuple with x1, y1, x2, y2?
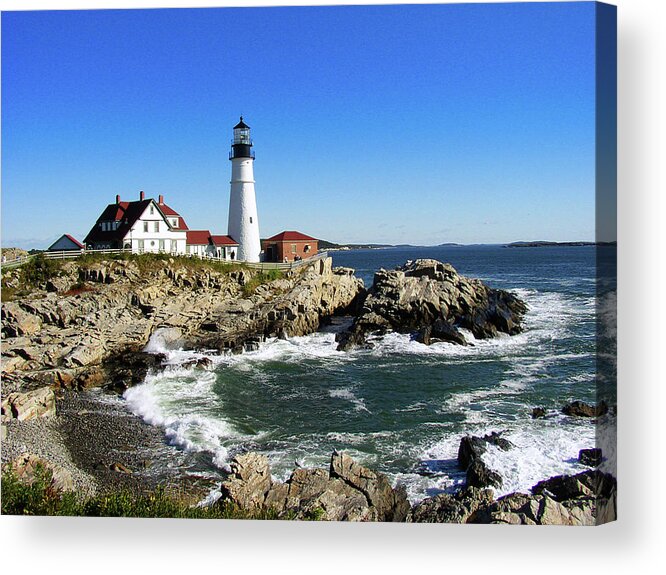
(320, 241, 616, 251)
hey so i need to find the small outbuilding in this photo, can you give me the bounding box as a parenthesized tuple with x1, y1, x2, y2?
(262, 231, 318, 263)
(48, 234, 85, 252)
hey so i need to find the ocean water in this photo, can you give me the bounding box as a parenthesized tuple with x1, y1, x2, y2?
(124, 245, 614, 503)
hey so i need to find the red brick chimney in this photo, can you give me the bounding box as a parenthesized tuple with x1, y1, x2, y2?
(140, 190, 145, 201)
(116, 194, 121, 204)
(159, 194, 164, 204)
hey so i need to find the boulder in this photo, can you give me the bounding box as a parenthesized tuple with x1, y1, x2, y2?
(1, 386, 56, 421)
(531, 407, 547, 419)
(466, 459, 503, 489)
(336, 259, 527, 351)
(409, 487, 494, 523)
(219, 453, 273, 511)
(218, 451, 410, 522)
(457, 432, 512, 490)
(562, 401, 608, 418)
(5, 453, 74, 493)
(330, 450, 410, 522)
(1, 303, 43, 337)
(469, 470, 617, 525)
(531, 470, 615, 502)
(458, 431, 512, 470)
(579, 448, 602, 467)
(109, 462, 132, 474)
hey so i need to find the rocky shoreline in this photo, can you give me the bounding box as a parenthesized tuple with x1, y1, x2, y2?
(1, 254, 615, 523)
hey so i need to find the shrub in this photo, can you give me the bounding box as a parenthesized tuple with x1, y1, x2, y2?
(1, 465, 305, 520)
(19, 254, 62, 287)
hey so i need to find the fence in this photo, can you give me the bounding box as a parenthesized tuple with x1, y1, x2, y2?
(1, 248, 329, 272)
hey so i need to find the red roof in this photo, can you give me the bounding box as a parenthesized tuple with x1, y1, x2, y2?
(84, 199, 153, 245)
(186, 230, 212, 245)
(158, 201, 189, 230)
(64, 234, 85, 249)
(211, 235, 238, 246)
(84, 197, 189, 245)
(264, 231, 318, 242)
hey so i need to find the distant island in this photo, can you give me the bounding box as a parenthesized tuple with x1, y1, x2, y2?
(505, 241, 617, 248)
(318, 240, 463, 251)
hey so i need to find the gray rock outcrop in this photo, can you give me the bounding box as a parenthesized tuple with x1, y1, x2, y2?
(411, 469, 616, 525)
(219, 451, 410, 522)
(1, 256, 362, 394)
(4, 452, 74, 493)
(1, 387, 56, 421)
(457, 431, 512, 489)
(336, 259, 527, 350)
(562, 400, 609, 418)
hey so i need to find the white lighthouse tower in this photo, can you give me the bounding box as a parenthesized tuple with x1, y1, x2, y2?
(228, 116, 261, 262)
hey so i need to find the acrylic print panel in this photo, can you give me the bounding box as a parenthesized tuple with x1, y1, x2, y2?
(0, 2, 616, 525)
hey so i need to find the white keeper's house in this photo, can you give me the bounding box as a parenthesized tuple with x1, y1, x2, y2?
(83, 191, 239, 260)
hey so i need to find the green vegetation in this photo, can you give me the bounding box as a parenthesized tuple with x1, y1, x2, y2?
(241, 268, 284, 297)
(1, 254, 63, 300)
(76, 251, 243, 275)
(1, 464, 298, 520)
(18, 253, 63, 285)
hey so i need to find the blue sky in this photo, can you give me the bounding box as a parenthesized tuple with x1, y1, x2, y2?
(2, 2, 598, 248)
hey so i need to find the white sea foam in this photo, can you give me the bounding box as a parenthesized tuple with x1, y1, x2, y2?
(414, 415, 598, 499)
(123, 366, 251, 472)
(328, 387, 371, 413)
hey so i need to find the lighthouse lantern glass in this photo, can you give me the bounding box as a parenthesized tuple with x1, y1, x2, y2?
(234, 127, 251, 144)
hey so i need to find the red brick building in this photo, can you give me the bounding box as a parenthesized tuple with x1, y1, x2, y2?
(262, 231, 318, 263)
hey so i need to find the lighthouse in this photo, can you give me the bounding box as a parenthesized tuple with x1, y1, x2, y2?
(228, 116, 261, 262)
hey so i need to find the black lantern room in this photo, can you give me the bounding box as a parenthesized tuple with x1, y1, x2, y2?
(230, 116, 255, 160)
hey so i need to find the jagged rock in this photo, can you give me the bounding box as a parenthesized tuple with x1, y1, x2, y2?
(579, 448, 602, 467)
(219, 451, 410, 522)
(64, 340, 106, 368)
(329, 451, 411, 522)
(109, 462, 132, 474)
(469, 471, 617, 525)
(4, 453, 74, 493)
(409, 487, 494, 523)
(457, 432, 512, 489)
(531, 407, 547, 419)
(1, 303, 43, 337)
(466, 460, 503, 489)
(2, 256, 361, 395)
(219, 453, 273, 511)
(562, 400, 608, 418)
(1, 387, 56, 421)
(458, 431, 512, 470)
(531, 470, 615, 502)
(337, 259, 526, 351)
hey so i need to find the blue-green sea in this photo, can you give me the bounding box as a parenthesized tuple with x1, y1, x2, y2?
(124, 245, 614, 502)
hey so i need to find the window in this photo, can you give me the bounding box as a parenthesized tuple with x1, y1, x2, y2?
(159, 240, 165, 251)
(186, 245, 190, 254)
(150, 206, 154, 215)
(171, 218, 178, 227)
(143, 222, 148, 233)
(250, 217, 253, 223)
(138, 240, 144, 251)
(304, 244, 311, 253)
(291, 244, 297, 253)
(154, 222, 159, 233)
